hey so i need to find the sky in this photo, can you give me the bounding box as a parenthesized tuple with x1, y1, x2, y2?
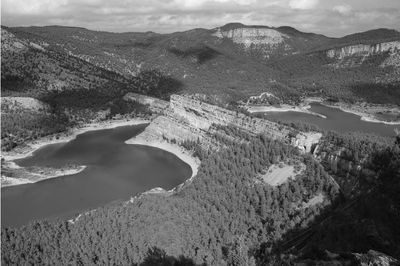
(1, 0, 400, 37)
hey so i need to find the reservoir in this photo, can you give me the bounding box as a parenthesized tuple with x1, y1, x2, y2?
(263, 103, 399, 137)
(1, 124, 192, 228)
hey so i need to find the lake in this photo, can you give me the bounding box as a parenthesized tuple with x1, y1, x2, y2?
(263, 103, 399, 137)
(1, 124, 192, 228)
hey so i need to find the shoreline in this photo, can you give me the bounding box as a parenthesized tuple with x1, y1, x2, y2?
(1, 165, 87, 188)
(247, 97, 400, 126)
(66, 137, 201, 225)
(125, 138, 200, 179)
(302, 97, 400, 125)
(319, 102, 400, 125)
(244, 104, 327, 119)
(1, 118, 150, 187)
(2, 118, 150, 162)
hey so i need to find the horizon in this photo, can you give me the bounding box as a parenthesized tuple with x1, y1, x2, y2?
(2, 22, 400, 39)
(2, 0, 400, 37)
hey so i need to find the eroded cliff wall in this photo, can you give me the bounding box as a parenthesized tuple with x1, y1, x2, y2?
(213, 27, 287, 48)
(326, 41, 400, 59)
(132, 94, 322, 153)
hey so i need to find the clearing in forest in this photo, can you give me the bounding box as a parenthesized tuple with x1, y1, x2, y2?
(260, 162, 305, 186)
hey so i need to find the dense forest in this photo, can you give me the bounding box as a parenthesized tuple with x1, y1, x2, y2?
(292, 135, 400, 262)
(1, 126, 340, 265)
(0, 67, 182, 152)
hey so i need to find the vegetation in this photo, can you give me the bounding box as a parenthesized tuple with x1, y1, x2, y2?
(1, 127, 339, 265)
(2, 24, 400, 265)
(5, 25, 400, 105)
(134, 69, 183, 100)
(291, 136, 400, 262)
(1, 110, 70, 151)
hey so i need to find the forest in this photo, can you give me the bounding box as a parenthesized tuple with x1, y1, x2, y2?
(3, 123, 398, 265)
(1, 125, 340, 265)
(294, 134, 400, 262)
(0, 67, 182, 152)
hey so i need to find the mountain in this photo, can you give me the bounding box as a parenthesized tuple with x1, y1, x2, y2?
(2, 23, 400, 265)
(3, 23, 400, 105)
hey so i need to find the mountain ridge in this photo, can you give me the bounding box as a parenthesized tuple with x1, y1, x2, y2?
(2, 23, 400, 104)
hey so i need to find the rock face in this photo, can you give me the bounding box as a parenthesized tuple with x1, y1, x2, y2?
(327, 41, 400, 59)
(123, 92, 169, 113)
(1, 28, 27, 52)
(353, 250, 399, 266)
(212, 26, 292, 58)
(171, 95, 286, 137)
(1, 97, 49, 112)
(291, 132, 322, 153)
(213, 27, 287, 48)
(133, 94, 321, 153)
(1, 28, 49, 53)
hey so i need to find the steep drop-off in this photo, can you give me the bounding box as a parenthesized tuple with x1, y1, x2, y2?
(129, 94, 322, 153)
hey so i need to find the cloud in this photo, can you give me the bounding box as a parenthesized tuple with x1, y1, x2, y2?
(333, 4, 352, 15)
(289, 0, 319, 10)
(1, 0, 400, 37)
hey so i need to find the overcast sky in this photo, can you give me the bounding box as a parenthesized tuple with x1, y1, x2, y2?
(2, 0, 400, 37)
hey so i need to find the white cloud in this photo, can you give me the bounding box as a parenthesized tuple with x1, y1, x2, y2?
(333, 4, 352, 15)
(173, 0, 256, 9)
(3, 0, 68, 15)
(289, 0, 319, 10)
(1, 0, 400, 37)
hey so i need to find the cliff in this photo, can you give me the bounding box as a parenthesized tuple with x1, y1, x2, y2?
(326, 41, 400, 59)
(123, 92, 169, 113)
(213, 27, 287, 48)
(130, 94, 322, 153)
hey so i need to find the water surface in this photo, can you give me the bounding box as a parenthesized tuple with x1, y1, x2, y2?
(1, 124, 191, 227)
(264, 103, 399, 137)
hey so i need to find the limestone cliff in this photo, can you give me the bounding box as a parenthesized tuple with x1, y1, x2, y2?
(123, 92, 169, 113)
(213, 27, 287, 48)
(132, 94, 321, 153)
(212, 26, 292, 58)
(327, 41, 400, 59)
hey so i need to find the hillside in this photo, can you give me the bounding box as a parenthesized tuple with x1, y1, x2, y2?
(2, 23, 400, 265)
(5, 24, 399, 104)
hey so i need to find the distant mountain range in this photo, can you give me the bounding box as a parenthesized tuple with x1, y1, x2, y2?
(2, 23, 400, 104)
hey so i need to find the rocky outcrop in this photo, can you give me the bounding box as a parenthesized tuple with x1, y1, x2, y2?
(352, 250, 399, 266)
(123, 93, 169, 113)
(213, 27, 287, 48)
(296, 250, 399, 265)
(313, 142, 381, 198)
(212, 26, 292, 58)
(1, 28, 27, 52)
(326, 41, 400, 59)
(1, 97, 49, 112)
(1, 28, 49, 53)
(291, 132, 322, 153)
(133, 94, 322, 153)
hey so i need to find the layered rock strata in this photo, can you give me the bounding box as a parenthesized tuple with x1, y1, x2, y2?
(326, 41, 400, 59)
(130, 94, 322, 153)
(123, 92, 169, 113)
(213, 27, 287, 48)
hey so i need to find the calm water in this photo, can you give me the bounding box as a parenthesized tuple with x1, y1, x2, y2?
(1, 124, 191, 227)
(264, 103, 399, 137)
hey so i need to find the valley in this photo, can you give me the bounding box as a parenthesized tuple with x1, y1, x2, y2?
(1, 21, 400, 265)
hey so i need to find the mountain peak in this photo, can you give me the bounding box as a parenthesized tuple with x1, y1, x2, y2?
(218, 22, 273, 31)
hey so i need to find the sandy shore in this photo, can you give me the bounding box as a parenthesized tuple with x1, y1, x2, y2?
(126, 138, 200, 179)
(1, 165, 87, 187)
(244, 104, 327, 118)
(1, 118, 150, 187)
